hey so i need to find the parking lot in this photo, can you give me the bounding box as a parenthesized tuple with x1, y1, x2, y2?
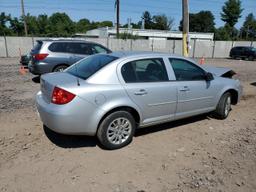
(0, 58, 256, 192)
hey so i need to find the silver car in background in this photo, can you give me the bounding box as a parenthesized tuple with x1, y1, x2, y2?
(36, 52, 242, 149)
(28, 39, 111, 75)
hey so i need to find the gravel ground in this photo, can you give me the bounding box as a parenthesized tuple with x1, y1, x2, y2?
(0, 58, 256, 192)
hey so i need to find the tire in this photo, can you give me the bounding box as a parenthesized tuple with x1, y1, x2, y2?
(248, 55, 254, 61)
(53, 65, 68, 72)
(212, 92, 232, 120)
(97, 111, 136, 150)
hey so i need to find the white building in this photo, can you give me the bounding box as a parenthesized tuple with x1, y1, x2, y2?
(75, 27, 214, 41)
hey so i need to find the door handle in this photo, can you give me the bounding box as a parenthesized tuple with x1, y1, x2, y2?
(134, 89, 148, 95)
(179, 86, 190, 92)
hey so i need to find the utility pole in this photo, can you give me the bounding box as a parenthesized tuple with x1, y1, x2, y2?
(21, 0, 28, 36)
(182, 0, 189, 57)
(116, 0, 120, 38)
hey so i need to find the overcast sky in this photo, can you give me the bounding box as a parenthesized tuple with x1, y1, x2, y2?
(1, 0, 256, 30)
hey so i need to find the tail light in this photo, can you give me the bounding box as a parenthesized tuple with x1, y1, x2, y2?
(51, 87, 76, 105)
(34, 53, 48, 60)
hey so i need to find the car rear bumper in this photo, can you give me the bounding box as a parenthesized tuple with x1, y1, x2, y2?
(28, 62, 51, 75)
(36, 91, 104, 136)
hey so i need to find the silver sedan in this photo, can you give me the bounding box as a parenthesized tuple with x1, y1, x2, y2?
(36, 52, 242, 149)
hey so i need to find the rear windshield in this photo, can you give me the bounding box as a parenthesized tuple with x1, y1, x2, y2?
(66, 54, 118, 80)
(32, 41, 43, 51)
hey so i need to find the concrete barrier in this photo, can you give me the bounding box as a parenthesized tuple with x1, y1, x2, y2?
(0, 37, 7, 57)
(0, 36, 255, 58)
(213, 41, 233, 58)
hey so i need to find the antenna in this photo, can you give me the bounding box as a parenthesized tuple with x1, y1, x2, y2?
(75, 62, 80, 86)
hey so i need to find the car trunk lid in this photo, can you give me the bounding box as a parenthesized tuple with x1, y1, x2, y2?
(40, 72, 81, 103)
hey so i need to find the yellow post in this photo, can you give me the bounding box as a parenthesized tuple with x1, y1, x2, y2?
(182, 0, 189, 57)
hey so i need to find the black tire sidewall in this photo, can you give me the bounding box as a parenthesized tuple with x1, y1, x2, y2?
(97, 111, 136, 150)
(214, 92, 231, 119)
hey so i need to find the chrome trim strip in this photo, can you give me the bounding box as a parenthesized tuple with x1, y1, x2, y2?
(148, 101, 176, 107)
(179, 96, 213, 103)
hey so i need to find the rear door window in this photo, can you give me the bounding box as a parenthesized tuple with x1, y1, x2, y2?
(121, 58, 169, 83)
(48, 42, 67, 53)
(66, 43, 93, 55)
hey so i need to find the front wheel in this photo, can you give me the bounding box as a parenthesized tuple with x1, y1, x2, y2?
(212, 92, 232, 119)
(97, 111, 136, 150)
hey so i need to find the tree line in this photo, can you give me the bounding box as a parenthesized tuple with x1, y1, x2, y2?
(0, 0, 255, 40)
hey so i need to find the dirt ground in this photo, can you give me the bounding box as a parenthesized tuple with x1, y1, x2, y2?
(0, 58, 256, 192)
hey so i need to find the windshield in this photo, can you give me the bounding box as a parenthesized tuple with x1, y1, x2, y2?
(66, 54, 118, 80)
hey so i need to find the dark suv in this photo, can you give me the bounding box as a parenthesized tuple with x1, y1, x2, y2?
(229, 46, 256, 61)
(28, 39, 111, 75)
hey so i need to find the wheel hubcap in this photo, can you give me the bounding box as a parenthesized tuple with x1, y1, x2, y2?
(225, 96, 231, 116)
(107, 117, 132, 145)
(57, 68, 65, 72)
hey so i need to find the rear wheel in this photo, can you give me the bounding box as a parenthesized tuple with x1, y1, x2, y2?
(97, 111, 136, 150)
(212, 92, 232, 119)
(53, 65, 68, 72)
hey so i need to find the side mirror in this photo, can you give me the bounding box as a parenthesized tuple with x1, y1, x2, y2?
(205, 72, 214, 81)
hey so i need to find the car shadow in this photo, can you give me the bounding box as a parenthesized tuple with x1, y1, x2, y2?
(43, 114, 210, 149)
(250, 82, 256, 87)
(32, 76, 40, 83)
(135, 114, 210, 137)
(43, 125, 97, 148)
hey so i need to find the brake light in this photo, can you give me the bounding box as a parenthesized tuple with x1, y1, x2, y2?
(34, 53, 48, 60)
(51, 87, 76, 105)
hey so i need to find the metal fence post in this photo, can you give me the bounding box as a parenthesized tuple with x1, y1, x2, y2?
(172, 39, 175, 54)
(107, 36, 109, 49)
(192, 39, 196, 58)
(151, 39, 154, 51)
(3, 35, 8, 57)
(32, 36, 34, 46)
(212, 41, 216, 58)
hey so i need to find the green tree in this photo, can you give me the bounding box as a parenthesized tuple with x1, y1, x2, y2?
(25, 14, 39, 35)
(142, 11, 153, 29)
(122, 22, 140, 29)
(152, 14, 174, 30)
(76, 18, 90, 33)
(9, 17, 24, 36)
(48, 12, 75, 37)
(214, 26, 232, 40)
(221, 0, 243, 28)
(97, 21, 113, 28)
(37, 14, 49, 36)
(179, 11, 215, 32)
(240, 13, 256, 40)
(0, 12, 12, 35)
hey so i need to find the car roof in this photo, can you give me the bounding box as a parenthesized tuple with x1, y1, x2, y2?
(107, 51, 195, 63)
(233, 46, 252, 48)
(109, 51, 178, 59)
(37, 38, 98, 44)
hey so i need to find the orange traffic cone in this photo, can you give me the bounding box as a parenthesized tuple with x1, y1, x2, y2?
(199, 56, 205, 65)
(19, 66, 28, 75)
